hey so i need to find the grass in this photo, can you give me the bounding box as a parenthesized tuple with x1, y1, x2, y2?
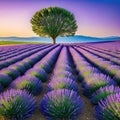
(0, 41, 44, 45)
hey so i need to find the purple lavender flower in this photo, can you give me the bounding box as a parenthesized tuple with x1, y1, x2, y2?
(91, 85, 120, 105)
(95, 93, 120, 120)
(47, 78, 79, 92)
(11, 75, 43, 96)
(0, 89, 36, 120)
(40, 89, 84, 119)
(26, 68, 47, 82)
(0, 73, 12, 87)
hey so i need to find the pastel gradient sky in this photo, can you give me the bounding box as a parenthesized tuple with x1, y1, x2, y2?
(0, 0, 120, 37)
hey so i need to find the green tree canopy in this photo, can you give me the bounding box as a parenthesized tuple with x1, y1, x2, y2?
(31, 7, 77, 44)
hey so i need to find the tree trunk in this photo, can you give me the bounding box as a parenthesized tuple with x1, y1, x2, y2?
(52, 38, 56, 44)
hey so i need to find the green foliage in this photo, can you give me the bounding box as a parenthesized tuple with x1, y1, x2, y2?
(31, 7, 77, 43)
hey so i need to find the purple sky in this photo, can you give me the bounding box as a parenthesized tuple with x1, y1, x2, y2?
(0, 0, 120, 37)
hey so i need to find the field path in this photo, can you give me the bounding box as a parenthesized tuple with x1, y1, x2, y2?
(77, 81, 95, 120)
(29, 74, 50, 120)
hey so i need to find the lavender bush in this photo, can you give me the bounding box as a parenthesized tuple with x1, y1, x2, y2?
(95, 93, 120, 120)
(17, 61, 31, 70)
(0, 61, 10, 69)
(78, 67, 99, 82)
(52, 71, 76, 81)
(0, 89, 36, 120)
(0, 73, 12, 87)
(106, 65, 120, 77)
(53, 65, 73, 74)
(82, 73, 116, 97)
(10, 64, 26, 75)
(26, 68, 47, 82)
(113, 70, 120, 85)
(91, 85, 120, 105)
(47, 78, 79, 92)
(11, 75, 43, 95)
(40, 89, 84, 119)
(1, 68, 20, 79)
(34, 61, 51, 73)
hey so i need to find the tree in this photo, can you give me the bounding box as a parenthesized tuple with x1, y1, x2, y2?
(31, 7, 78, 44)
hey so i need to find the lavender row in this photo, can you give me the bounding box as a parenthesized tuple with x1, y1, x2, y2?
(69, 47, 116, 97)
(75, 47, 120, 85)
(0, 45, 58, 91)
(86, 44, 120, 57)
(76, 44, 120, 59)
(40, 47, 84, 119)
(0, 44, 32, 58)
(0, 44, 52, 70)
(48, 47, 78, 92)
(0, 44, 41, 58)
(79, 45, 120, 65)
(0, 46, 62, 120)
(10, 46, 62, 95)
(74, 42, 120, 54)
(83, 42, 120, 53)
(0, 44, 27, 54)
(0, 44, 44, 60)
(70, 46, 120, 119)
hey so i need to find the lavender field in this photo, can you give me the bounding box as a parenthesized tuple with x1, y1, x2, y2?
(0, 41, 120, 120)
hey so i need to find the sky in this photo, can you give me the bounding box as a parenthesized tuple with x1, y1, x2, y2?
(0, 0, 120, 37)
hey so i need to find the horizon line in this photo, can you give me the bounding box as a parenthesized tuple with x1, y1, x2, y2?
(0, 35, 120, 39)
